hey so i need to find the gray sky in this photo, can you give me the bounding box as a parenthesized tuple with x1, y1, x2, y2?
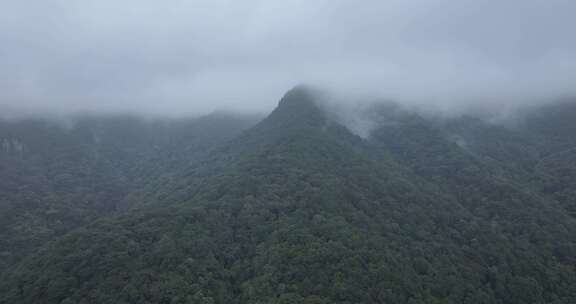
(1, 0, 575, 116)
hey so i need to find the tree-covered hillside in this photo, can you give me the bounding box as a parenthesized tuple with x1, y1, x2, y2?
(1, 88, 576, 303)
(0, 114, 257, 273)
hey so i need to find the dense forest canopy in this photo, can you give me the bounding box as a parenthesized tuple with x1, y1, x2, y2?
(1, 88, 576, 303)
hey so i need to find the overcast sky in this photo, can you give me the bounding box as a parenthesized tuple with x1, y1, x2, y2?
(1, 0, 575, 116)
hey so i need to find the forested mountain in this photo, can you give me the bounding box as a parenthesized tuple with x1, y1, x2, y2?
(1, 88, 576, 303)
(0, 113, 257, 274)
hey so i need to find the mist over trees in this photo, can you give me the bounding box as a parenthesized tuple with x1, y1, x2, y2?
(2, 0, 576, 303)
(1, 87, 576, 303)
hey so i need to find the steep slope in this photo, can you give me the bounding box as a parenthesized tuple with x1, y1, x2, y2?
(0, 114, 256, 273)
(440, 100, 576, 218)
(1, 89, 576, 304)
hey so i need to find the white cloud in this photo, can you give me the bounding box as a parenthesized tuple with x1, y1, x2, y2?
(0, 0, 575, 116)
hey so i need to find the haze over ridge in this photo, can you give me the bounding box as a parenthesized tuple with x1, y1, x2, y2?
(1, 0, 576, 116)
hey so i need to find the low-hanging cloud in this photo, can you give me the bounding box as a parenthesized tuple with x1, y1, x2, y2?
(1, 0, 575, 117)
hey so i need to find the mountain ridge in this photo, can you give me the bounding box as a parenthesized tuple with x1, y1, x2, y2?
(1, 89, 576, 303)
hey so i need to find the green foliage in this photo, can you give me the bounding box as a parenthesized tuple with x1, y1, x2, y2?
(1, 90, 576, 303)
(0, 114, 256, 273)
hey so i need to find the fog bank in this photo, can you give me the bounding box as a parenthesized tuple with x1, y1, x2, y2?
(1, 0, 575, 116)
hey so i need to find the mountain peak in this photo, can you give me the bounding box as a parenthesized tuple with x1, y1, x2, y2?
(277, 85, 318, 107)
(262, 86, 326, 129)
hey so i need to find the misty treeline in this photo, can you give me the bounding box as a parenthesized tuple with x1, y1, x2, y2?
(1, 88, 576, 303)
(0, 114, 257, 273)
